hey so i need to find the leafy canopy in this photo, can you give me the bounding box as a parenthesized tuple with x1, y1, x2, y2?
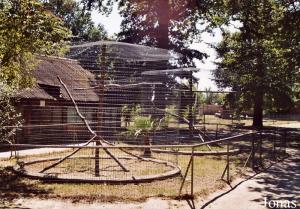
(0, 0, 70, 88)
(42, 0, 108, 42)
(214, 0, 299, 126)
(0, 0, 70, 143)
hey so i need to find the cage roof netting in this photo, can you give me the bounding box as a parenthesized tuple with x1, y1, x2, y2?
(67, 41, 182, 62)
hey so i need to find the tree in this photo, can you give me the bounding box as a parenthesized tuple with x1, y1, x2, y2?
(203, 88, 225, 105)
(214, 0, 299, 127)
(0, 0, 70, 88)
(0, 0, 70, 142)
(81, 0, 229, 66)
(85, 23, 108, 41)
(42, 0, 108, 41)
(117, 0, 211, 66)
(0, 82, 22, 144)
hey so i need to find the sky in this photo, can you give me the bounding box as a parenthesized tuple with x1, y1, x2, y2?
(91, 7, 223, 90)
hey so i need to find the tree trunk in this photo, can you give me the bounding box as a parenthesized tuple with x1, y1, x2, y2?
(156, 0, 170, 49)
(252, 90, 263, 128)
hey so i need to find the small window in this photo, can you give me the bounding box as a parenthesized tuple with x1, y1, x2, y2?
(67, 107, 80, 123)
(67, 107, 93, 123)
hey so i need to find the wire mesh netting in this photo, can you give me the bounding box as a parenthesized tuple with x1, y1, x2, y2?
(1, 41, 297, 201)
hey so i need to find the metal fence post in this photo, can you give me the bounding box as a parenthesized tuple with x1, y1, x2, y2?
(273, 130, 276, 159)
(283, 129, 287, 154)
(251, 133, 256, 170)
(227, 140, 230, 182)
(215, 124, 219, 140)
(259, 131, 262, 166)
(191, 147, 194, 198)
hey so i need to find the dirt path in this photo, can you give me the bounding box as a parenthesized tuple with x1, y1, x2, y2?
(270, 122, 300, 129)
(0, 143, 88, 159)
(3, 149, 299, 209)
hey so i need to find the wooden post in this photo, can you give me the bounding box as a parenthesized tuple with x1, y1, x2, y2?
(221, 140, 230, 182)
(215, 124, 219, 140)
(179, 153, 193, 196)
(283, 129, 287, 154)
(53, 77, 130, 174)
(188, 71, 193, 142)
(251, 133, 256, 170)
(226, 141, 230, 182)
(95, 44, 107, 176)
(203, 103, 206, 131)
(259, 131, 263, 166)
(273, 131, 277, 159)
(191, 147, 194, 198)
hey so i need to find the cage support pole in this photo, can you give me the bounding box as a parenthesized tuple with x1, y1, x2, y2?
(191, 147, 194, 198)
(95, 44, 106, 177)
(179, 151, 193, 195)
(101, 139, 149, 161)
(215, 124, 219, 140)
(188, 71, 193, 142)
(251, 133, 256, 170)
(243, 134, 256, 169)
(220, 141, 230, 182)
(226, 141, 230, 182)
(203, 103, 206, 131)
(57, 76, 129, 173)
(259, 131, 263, 166)
(59, 77, 149, 167)
(243, 148, 253, 169)
(283, 129, 287, 154)
(273, 130, 276, 159)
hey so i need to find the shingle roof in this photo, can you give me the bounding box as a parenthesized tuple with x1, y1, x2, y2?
(19, 86, 56, 100)
(18, 56, 99, 102)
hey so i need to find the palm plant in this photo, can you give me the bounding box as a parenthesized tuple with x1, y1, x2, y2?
(126, 115, 164, 157)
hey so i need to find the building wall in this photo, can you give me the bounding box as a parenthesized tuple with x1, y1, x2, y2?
(15, 99, 99, 144)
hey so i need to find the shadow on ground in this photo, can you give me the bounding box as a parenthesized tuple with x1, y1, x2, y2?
(0, 167, 50, 208)
(248, 152, 300, 204)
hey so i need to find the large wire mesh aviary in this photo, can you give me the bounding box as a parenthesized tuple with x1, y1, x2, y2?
(9, 41, 208, 183)
(2, 42, 292, 196)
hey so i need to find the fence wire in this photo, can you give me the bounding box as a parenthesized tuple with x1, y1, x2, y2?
(0, 42, 299, 201)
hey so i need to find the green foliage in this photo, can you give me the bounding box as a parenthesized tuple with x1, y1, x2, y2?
(86, 24, 108, 41)
(0, 0, 70, 142)
(183, 105, 197, 122)
(121, 104, 141, 126)
(126, 114, 166, 138)
(0, 0, 70, 88)
(214, 0, 299, 126)
(43, 0, 108, 41)
(127, 116, 155, 137)
(81, 0, 228, 66)
(203, 88, 225, 105)
(0, 82, 22, 143)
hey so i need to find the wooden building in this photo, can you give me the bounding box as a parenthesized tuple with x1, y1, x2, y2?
(16, 56, 100, 144)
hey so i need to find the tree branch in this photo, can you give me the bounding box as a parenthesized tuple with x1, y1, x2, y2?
(39, 77, 130, 173)
(73, 82, 163, 90)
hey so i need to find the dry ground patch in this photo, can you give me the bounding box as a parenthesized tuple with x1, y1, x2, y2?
(0, 149, 250, 204)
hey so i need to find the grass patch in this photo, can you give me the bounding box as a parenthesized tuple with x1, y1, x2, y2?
(2, 136, 286, 203)
(0, 150, 242, 203)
